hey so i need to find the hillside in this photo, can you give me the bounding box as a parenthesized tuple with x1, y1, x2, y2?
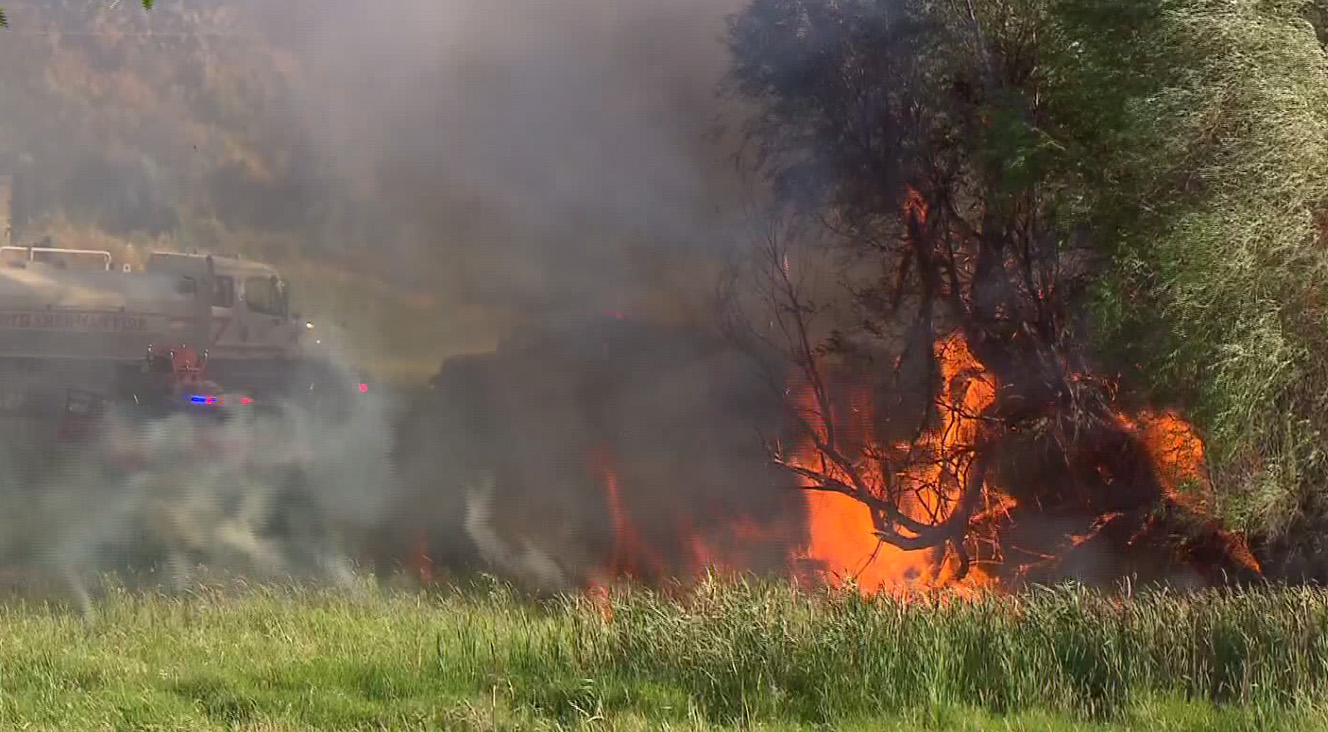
(0, 1, 440, 372)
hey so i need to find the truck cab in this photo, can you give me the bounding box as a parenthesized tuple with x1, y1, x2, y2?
(145, 252, 302, 362)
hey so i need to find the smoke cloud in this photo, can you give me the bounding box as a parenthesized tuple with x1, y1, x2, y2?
(0, 0, 758, 353)
(0, 0, 818, 602)
(263, 0, 796, 591)
(277, 0, 751, 321)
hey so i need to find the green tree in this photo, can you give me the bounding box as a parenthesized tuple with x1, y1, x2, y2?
(1087, 0, 1328, 576)
(724, 0, 1328, 582)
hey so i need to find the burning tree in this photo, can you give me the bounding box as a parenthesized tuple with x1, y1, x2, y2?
(717, 0, 1302, 590)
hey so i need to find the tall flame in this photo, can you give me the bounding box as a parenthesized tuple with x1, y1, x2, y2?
(588, 447, 667, 580)
(787, 332, 1005, 595)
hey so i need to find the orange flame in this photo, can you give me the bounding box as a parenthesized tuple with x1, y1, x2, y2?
(409, 530, 435, 584)
(588, 447, 666, 580)
(589, 444, 800, 588)
(787, 332, 1003, 595)
(1117, 410, 1212, 515)
(1118, 409, 1261, 577)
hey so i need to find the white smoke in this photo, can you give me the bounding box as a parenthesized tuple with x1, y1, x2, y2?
(462, 472, 576, 595)
(0, 348, 395, 616)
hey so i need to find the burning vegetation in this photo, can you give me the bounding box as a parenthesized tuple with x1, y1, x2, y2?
(746, 189, 1264, 597)
(383, 129, 1270, 599)
(391, 281, 1260, 599)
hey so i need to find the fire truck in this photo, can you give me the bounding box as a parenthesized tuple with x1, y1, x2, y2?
(0, 244, 357, 431)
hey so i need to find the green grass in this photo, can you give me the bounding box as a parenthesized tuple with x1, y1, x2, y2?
(0, 576, 1326, 730)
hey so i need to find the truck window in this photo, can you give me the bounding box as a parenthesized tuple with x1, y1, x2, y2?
(244, 276, 286, 316)
(213, 276, 235, 308)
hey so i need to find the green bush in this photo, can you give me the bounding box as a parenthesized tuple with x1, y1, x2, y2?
(1085, 0, 1328, 541)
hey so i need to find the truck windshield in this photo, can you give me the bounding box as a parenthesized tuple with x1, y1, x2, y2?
(244, 276, 287, 316)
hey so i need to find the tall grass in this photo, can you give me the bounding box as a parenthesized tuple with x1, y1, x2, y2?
(512, 578, 1328, 722)
(0, 576, 1326, 729)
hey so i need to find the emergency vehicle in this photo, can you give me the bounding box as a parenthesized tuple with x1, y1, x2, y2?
(0, 245, 353, 429)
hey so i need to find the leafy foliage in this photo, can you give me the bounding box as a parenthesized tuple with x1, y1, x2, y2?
(1081, 0, 1328, 549)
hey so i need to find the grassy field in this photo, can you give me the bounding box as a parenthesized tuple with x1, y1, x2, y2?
(0, 576, 1326, 731)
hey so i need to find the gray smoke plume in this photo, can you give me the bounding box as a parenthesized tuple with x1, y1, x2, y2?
(279, 0, 751, 320)
(0, 0, 753, 329)
(0, 0, 816, 600)
(268, 0, 796, 588)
